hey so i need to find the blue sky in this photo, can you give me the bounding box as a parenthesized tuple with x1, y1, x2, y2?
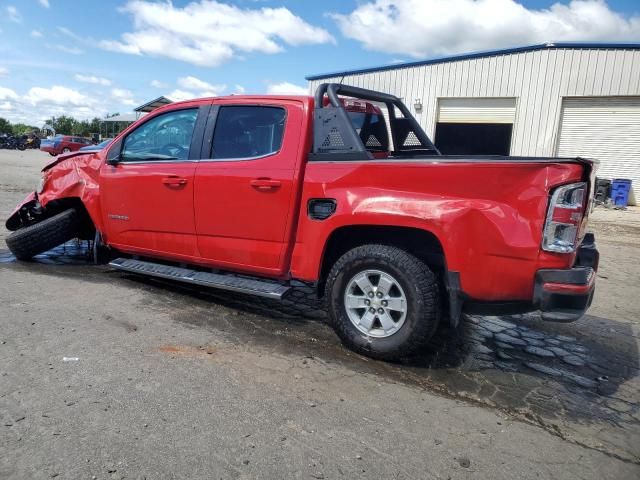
(0, 0, 639, 125)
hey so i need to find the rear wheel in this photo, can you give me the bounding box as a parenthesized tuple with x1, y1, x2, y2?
(5, 209, 80, 260)
(62, 147, 71, 153)
(326, 244, 440, 361)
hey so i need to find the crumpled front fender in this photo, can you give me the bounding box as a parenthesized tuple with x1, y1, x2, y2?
(38, 153, 104, 232)
(5, 192, 37, 231)
(5, 152, 104, 233)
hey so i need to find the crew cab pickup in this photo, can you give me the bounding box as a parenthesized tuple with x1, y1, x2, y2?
(5, 84, 599, 360)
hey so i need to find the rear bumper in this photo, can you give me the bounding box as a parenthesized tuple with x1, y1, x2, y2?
(533, 233, 599, 322)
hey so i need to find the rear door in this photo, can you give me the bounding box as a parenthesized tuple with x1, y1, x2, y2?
(194, 100, 306, 275)
(70, 137, 84, 151)
(100, 104, 210, 261)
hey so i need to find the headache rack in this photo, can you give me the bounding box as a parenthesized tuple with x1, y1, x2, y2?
(311, 83, 440, 161)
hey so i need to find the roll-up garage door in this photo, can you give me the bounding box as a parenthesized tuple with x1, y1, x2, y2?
(435, 98, 517, 155)
(557, 97, 640, 205)
(438, 98, 516, 123)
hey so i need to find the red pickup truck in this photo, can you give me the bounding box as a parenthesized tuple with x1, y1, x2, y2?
(5, 84, 599, 360)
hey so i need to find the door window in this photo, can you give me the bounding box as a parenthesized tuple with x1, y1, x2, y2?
(211, 106, 285, 159)
(122, 108, 198, 162)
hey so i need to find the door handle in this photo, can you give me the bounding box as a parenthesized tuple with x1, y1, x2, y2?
(250, 178, 281, 190)
(162, 175, 188, 186)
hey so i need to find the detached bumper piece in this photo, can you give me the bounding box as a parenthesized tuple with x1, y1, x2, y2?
(534, 233, 599, 322)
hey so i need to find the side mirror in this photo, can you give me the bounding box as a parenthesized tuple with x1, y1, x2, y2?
(105, 139, 123, 166)
(106, 155, 120, 166)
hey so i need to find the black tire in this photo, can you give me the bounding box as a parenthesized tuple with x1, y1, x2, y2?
(49, 152, 56, 156)
(62, 148, 71, 153)
(325, 244, 440, 361)
(92, 230, 111, 264)
(5, 209, 80, 260)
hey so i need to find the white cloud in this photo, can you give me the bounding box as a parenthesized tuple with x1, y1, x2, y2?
(99, 0, 334, 67)
(6, 6, 21, 23)
(177, 76, 226, 95)
(75, 74, 111, 86)
(0, 86, 18, 100)
(24, 85, 94, 107)
(57, 26, 85, 43)
(0, 84, 112, 125)
(150, 79, 167, 88)
(39, 0, 50, 7)
(266, 82, 308, 95)
(0, 67, 8, 77)
(51, 44, 84, 55)
(332, 0, 640, 58)
(234, 84, 246, 94)
(167, 76, 227, 101)
(31, 30, 43, 38)
(167, 89, 198, 102)
(111, 88, 136, 106)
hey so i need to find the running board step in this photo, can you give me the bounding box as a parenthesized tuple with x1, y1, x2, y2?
(109, 258, 290, 300)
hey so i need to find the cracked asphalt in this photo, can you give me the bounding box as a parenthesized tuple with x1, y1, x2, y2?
(1, 150, 639, 479)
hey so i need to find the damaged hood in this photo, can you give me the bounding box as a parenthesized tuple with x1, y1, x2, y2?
(42, 150, 98, 172)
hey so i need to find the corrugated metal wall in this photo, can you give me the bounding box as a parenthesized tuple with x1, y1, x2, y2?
(308, 48, 640, 158)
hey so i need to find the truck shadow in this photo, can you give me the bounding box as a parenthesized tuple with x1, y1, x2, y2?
(2, 243, 639, 460)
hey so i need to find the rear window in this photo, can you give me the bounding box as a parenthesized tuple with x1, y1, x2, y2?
(347, 111, 389, 152)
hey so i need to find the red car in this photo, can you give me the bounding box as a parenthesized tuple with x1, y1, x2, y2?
(5, 84, 598, 360)
(40, 135, 94, 156)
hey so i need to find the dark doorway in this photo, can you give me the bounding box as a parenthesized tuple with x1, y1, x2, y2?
(435, 122, 513, 155)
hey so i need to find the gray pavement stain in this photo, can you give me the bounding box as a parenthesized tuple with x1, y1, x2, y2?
(1, 242, 639, 463)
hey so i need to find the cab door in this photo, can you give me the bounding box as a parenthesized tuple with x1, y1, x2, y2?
(100, 105, 209, 261)
(193, 101, 305, 276)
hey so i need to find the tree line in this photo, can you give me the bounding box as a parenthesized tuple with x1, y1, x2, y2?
(0, 114, 120, 137)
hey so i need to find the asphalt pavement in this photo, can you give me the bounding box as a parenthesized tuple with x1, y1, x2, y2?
(1, 150, 638, 479)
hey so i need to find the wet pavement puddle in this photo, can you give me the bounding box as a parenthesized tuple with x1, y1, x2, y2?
(1, 243, 639, 463)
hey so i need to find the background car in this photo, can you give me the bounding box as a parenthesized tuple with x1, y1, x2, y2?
(79, 139, 113, 152)
(40, 135, 93, 156)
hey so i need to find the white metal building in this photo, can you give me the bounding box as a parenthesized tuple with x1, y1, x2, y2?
(306, 43, 640, 204)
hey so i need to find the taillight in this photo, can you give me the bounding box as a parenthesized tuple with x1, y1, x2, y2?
(542, 182, 587, 253)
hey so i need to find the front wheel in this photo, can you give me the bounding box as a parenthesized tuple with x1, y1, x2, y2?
(325, 244, 440, 361)
(62, 147, 71, 153)
(5, 209, 80, 260)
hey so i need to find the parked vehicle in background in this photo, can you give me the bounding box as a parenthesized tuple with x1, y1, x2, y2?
(24, 135, 41, 150)
(5, 84, 599, 361)
(40, 135, 93, 156)
(79, 139, 113, 152)
(0, 135, 27, 150)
